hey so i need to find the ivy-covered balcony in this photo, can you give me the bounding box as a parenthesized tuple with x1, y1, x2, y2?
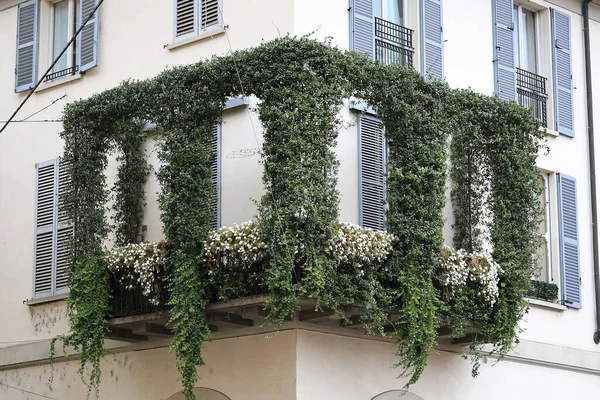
(54, 38, 544, 400)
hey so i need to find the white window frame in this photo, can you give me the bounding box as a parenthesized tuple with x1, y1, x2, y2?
(48, 0, 76, 77)
(513, 3, 542, 74)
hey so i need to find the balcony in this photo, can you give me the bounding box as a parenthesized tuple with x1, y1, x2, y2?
(375, 17, 414, 67)
(516, 68, 548, 127)
(44, 65, 79, 82)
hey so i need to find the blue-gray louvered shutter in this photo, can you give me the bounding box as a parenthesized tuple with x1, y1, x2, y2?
(492, 0, 516, 101)
(15, 0, 39, 93)
(552, 9, 574, 137)
(359, 115, 386, 230)
(351, 0, 374, 59)
(55, 159, 72, 293)
(200, 0, 220, 30)
(33, 160, 56, 298)
(78, 0, 99, 72)
(421, 0, 444, 80)
(205, 125, 221, 229)
(557, 173, 581, 308)
(176, 0, 197, 39)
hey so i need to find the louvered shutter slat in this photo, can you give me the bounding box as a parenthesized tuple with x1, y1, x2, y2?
(359, 116, 386, 231)
(492, 0, 516, 101)
(552, 9, 574, 137)
(15, 0, 38, 92)
(558, 174, 581, 308)
(201, 0, 220, 30)
(351, 0, 374, 59)
(421, 0, 444, 80)
(55, 228, 71, 292)
(202, 125, 220, 229)
(176, 0, 197, 38)
(78, 0, 99, 72)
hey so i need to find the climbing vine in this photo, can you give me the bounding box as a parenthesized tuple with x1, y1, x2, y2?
(56, 36, 544, 399)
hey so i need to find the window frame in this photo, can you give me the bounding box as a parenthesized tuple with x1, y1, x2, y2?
(48, 0, 76, 76)
(173, 0, 223, 43)
(513, 3, 542, 75)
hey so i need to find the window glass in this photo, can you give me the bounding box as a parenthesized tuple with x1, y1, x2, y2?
(384, 0, 403, 26)
(522, 9, 537, 73)
(53, 0, 69, 72)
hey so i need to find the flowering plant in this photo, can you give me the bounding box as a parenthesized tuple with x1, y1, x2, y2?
(438, 246, 503, 307)
(107, 241, 167, 304)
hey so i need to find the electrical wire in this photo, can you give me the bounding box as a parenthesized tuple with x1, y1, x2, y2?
(0, 0, 105, 135)
(0, 120, 63, 124)
(21, 95, 67, 122)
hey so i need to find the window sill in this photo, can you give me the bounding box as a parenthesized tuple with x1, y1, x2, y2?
(26, 293, 68, 306)
(35, 74, 81, 93)
(525, 297, 566, 312)
(166, 26, 226, 50)
(540, 126, 559, 137)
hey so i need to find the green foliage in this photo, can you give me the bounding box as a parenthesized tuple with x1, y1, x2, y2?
(449, 90, 545, 372)
(528, 280, 559, 302)
(58, 36, 544, 399)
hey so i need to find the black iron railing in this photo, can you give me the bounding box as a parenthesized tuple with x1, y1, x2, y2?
(45, 65, 79, 82)
(111, 279, 169, 319)
(375, 17, 414, 67)
(516, 68, 548, 127)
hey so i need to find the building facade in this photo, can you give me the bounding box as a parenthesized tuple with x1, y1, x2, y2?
(1, 0, 600, 399)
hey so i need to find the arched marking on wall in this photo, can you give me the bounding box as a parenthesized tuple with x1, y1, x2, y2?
(166, 387, 232, 400)
(371, 389, 424, 400)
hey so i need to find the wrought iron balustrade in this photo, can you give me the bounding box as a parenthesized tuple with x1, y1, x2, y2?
(44, 65, 79, 82)
(111, 278, 169, 318)
(516, 68, 548, 127)
(375, 17, 414, 67)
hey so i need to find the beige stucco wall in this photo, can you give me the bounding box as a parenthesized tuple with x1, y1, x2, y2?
(0, 331, 297, 400)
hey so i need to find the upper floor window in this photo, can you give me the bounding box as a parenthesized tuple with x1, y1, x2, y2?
(174, 0, 222, 42)
(513, 5, 538, 74)
(14, 0, 99, 92)
(350, 0, 444, 80)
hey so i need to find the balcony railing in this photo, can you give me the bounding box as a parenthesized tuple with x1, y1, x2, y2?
(375, 17, 414, 67)
(111, 279, 169, 319)
(44, 65, 79, 82)
(516, 68, 548, 127)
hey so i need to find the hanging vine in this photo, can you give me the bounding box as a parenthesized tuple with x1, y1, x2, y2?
(55, 36, 545, 400)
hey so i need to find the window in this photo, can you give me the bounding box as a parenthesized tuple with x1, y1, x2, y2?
(50, 0, 77, 78)
(33, 158, 72, 299)
(174, 0, 222, 41)
(513, 4, 538, 74)
(534, 174, 552, 282)
(358, 114, 386, 231)
(383, 0, 405, 26)
(15, 0, 99, 91)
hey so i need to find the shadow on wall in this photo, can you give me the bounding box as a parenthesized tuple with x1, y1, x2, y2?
(166, 387, 231, 400)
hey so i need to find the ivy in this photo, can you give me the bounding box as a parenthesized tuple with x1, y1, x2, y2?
(56, 36, 545, 399)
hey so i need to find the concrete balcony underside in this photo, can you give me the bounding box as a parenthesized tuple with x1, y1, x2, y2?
(107, 294, 479, 346)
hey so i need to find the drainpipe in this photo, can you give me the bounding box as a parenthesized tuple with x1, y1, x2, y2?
(582, 0, 600, 344)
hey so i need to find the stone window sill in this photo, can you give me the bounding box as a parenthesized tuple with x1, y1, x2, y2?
(35, 74, 82, 93)
(525, 297, 566, 311)
(26, 293, 68, 306)
(166, 26, 226, 50)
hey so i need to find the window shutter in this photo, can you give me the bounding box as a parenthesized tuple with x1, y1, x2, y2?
(557, 173, 581, 308)
(358, 115, 386, 230)
(351, 0, 375, 59)
(421, 0, 444, 80)
(175, 0, 197, 39)
(15, 0, 38, 93)
(204, 125, 220, 229)
(78, 0, 99, 72)
(200, 0, 220, 30)
(551, 9, 574, 137)
(33, 160, 57, 298)
(492, 0, 516, 101)
(55, 160, 72, 293)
